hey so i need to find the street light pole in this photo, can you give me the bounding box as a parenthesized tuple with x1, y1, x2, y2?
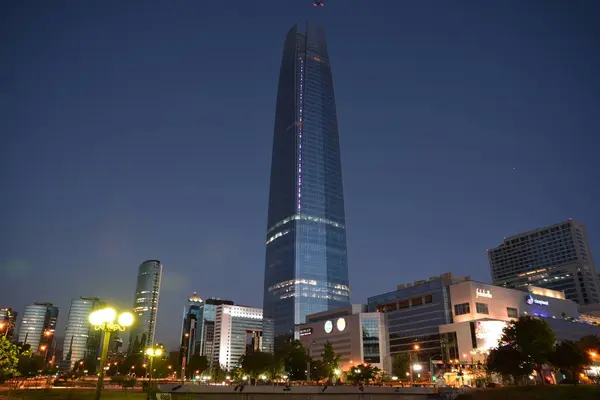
(95, 330, 112, 400)
(89, 307, 134, 400)
(410, 344, 420, 385)
(306, 341, 315, 383)
(146, 346, 163, 400)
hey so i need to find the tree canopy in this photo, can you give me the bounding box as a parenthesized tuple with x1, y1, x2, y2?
(487, 344, 533, 384)
(499, 316, 555, 383)
(345, 363, 380, 383)
(0, 336, 21, 383)
(391, 353, 410, 379)
(550, 340, 591, 380)
(321, 341, 342, 381)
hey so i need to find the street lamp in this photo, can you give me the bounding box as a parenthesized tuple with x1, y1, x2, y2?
(306, 340, 316, 383)
(409, 344, 420, 384)
(146, 346, 163, 398)
(89, 307, 134, 400)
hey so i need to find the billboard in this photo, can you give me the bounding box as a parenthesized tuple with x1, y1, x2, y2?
(474, 320, 508, 350)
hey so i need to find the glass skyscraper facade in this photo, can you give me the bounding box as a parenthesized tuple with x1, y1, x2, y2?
(263, 22, 351, 340)
(60, 297, 104, 371)
(128, 260, 163, 354)
(17, 302, 59, 353)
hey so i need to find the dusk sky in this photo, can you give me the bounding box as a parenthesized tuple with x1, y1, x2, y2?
(1, 0, 599, 350)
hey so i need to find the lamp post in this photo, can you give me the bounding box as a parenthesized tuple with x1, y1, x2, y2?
(306, 341, 315, 383)
(89, 307, 134, 400)
(146, 346, 163, 399)
(409, 344, 420, 384)
(429, 354, 442, 381)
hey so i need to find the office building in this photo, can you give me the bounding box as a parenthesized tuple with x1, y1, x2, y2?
(17, 302, 59, 353)
(489, 220, 600, 304)
(128, 260, 163, 354)
(367, 274, 467, 375)
(213, 304, 266, 371)
(263, 22, 351, 341)
(298, 305, 389, 373)
(0, 308, 18, 339)
(179, 293, 203, 368)
(60, 297, 105, 371)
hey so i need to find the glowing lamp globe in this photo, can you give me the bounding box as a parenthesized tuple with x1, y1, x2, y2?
(155, 348, 163, 356)
(102, 308, 117, 324)
(89, 310, 103, 325)
(118, 312, 134, 327)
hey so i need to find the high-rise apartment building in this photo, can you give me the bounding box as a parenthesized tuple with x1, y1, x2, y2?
(17, 302, 58, 353)
(0, 308, 18, 339)
(60, 297, 105, 371)
(128, 260, 163, 354)
(263, 22, 351, 341)
(213, 304, 266, 371)
(489, 220, 600, 304)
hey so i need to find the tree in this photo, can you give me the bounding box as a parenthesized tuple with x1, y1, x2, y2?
(206, 364, 227, 382)
(321, 341, 342, 381)
(274, 340, 310, 381)
(345, 363, 380, 384)
(578, 335, 600, 356)
(239, 351, 273, 378)
(487, 345, 533, 384)
(550, 340, 591, 380)
(391, 353, 410, 379)
(186, 355, 209, 378)
(499, 316, 555, 384)
(0, 336, 20, 383)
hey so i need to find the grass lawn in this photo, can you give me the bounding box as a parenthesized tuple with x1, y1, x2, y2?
(9, 390, 146, 400)
(455, 385, 600, 400)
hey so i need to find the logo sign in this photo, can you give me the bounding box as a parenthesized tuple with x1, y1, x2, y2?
(324, 320, 333, 334)
(525, 294, 549, 306)
(476, 289, 493, 299)
(299, 328, 312, 336)
(336, 318, 346, 332)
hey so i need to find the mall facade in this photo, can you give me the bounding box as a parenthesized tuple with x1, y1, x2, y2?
(297, 305, 389, 373)
(439, 280, 592, 364)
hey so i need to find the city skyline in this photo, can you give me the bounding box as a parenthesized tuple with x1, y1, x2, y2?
(2, 1, 599, 350)
(263, 22, 351, 339)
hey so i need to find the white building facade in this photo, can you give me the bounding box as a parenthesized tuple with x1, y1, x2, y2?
(439, 280, 599, 365)
(213, 305, 265, 371)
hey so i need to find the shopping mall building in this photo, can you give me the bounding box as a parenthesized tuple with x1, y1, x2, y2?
(297, 305, 389, 373)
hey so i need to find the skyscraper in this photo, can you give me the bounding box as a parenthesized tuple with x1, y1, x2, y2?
(263, 22, 351, 340)
(489, 220, 600, 305)
(128, 260, 163, 354)
(179, 293, 203, 370)
(60, 297, 105, 371)
(17, 302, 58, 353)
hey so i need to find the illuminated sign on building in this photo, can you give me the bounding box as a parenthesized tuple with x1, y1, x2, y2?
(476, 289, 493, 299)
(525, 295, 549, 306)
(299, 328, 313, 336)
(324, 320, 333, 334)
(336, 318, 346, 332)
(474, 320, 508, 350)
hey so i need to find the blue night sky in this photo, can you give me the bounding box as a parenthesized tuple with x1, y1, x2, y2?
(1, 0, 599, 350)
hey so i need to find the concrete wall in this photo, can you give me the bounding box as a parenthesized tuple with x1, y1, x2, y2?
(158, 384, 440, 400)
